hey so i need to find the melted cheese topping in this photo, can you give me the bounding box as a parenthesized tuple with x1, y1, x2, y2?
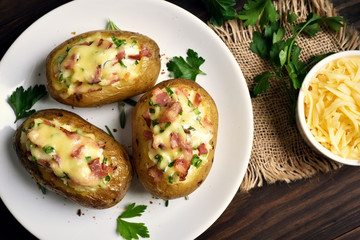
(21, 118, 108, 188)
(304, 56, 360, 160)
(146, 87, 213, 183)
(52, 32, 142, 97)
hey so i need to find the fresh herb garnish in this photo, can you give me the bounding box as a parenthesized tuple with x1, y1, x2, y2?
(106, 19, 121, 30)
(42, 145, 54, 154)
(112, 36, 126, 48)
(238, 0, 347, 122)
(165, 87, 174, 96)
(105, 125, 115, 138)
(119, 102, 126, 129)
(123, 98, 138, 107)
(116, 203, 149, 240)
(167, 49, 206, 81)
(203, 0, 237, 26)
(8, 85, 47, 123)
(39, 184, 47, 195)
(191, 154, 202, 168)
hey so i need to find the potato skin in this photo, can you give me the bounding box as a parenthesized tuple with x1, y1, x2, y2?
(46, 30, 161, 107)
(132, 79, 218, 199)
(13, 109, 133, 209)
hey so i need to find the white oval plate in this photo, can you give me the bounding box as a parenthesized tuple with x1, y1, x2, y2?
(0, 0, 253, 239)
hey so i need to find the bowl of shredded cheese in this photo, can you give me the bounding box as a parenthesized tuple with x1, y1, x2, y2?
(296, 50, 360, 166)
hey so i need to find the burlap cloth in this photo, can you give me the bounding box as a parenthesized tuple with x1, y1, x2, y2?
(210, 0, 360, 191)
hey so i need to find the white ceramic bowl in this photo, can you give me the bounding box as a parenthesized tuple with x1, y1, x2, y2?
(296, 50, 360, 166)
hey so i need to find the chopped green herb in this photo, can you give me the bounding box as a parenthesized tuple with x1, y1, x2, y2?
(119, 60, 127, 68)
(168, 176, 173, 184)
(193, 108, 201, 115)
(119, 102, 126, 129)
(131, 40, 138, 46)
(165, 122, 171, 129)
(168, 161, 175, 167)
(103, 157, 108, 164)
(152, 119, 159, 127)
(111, 36, 126, 48)
(148, 101, 153, 106)
(105, 125, 115, 138)
(42, 145, 54, 154)
(8, 85, 48, 123)
(39, 184, 47, 195)
(165, 87, 174, 96)
(123, 98, 137, 107)
(191, 154, 202, 168)
(135, 60, 139, 65)
(185, 195, 189, 200)
(105, 175, 111, 182)
(85, 156, 92, 162)
(187, 100, 193, 107)
(165, 200, 169, 207)
(116, 203, 150, 240)
(149, 108, 155, 114)
(154, 154, 163, 163)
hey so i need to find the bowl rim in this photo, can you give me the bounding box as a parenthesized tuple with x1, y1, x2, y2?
(296, 50, 360, 166)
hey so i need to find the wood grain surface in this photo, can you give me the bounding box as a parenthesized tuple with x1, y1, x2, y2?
(1, 0, 360, 239)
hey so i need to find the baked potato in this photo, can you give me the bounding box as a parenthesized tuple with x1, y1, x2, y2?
(132, 79, 218, 199)
(46, 30, 161, 107)
(13, 109, 133, 209)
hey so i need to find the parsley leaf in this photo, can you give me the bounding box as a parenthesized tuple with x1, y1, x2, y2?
(242, 0, 346, 123)
(116, 203, 149, 240)
(8, 85, 47, 123)
(237, 0, 279, 28)
(166, 49, 206, 81)
(203, 0, 237, 26)
(106, 19, 121, 30)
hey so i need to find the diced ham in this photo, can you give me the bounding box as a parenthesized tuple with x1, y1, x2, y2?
(89, 158, 111, 179)
(140, 44, 152, 57)
(107, 73, 120, 85)
(200, 115, 213, 134)
(53, 155, 61, 166)
(142, 109, 151, 128)
(170, 132, 181, 149)
(63, 53, 79, 69)
(174, 158, 190, 181)
(116, 49, 126, 63)
(43, 120, 55, 127)
(175, 87, 189, 98)
(152, 135, 167, 150)
(98, 39, 113, 49)
(97, 39, 103, 47)
(87, 65, 102, 84)
(128, 44, 151, 60)
(197, 143, 208, 155)
(147, 165, 163, 182)
(87, 87, 102, 93)
(37, 159, 51, 168)
(71, 145, 84, 158)
(75, 41, 91, 46)
(60, 127, 80, 140)
(193, 93, 202, 107)
(144, 130, 153, 141)
(152, 88, 171, 106)
(159, 102, 182, 123)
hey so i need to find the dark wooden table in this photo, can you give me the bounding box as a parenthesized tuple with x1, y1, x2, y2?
(1, 0, 360, 239)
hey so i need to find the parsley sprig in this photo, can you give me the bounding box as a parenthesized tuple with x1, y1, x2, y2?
(245, 2, 346, 122)
(166, 49, 206, 81)
(8, 85, 47, 123)
(203, 0, 237, 26)
(117, 203, 150, 240)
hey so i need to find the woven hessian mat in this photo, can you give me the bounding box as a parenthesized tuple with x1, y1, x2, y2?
(211, 0, 360, 191)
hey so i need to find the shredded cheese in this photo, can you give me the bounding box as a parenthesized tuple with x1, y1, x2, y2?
(304, 56, 360, 160)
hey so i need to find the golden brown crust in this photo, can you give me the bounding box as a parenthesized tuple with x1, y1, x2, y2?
(46, 30, 161, 107)
(132, 79, 218, 199)
(13, 109, 133, 209)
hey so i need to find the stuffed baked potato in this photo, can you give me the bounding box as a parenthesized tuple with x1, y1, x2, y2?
(46, 30, 160, 107)
(132, 79, 218, 199)
(13, 109, 133, 209)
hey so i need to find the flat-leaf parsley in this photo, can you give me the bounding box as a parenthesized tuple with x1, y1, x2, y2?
(116, 203, 149, 240)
